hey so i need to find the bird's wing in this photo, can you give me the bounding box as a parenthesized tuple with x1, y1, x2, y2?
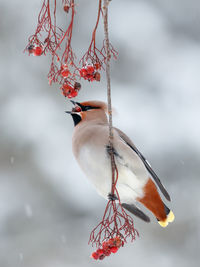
(114, 127, 171, 201)
(122, 203, 150, 222)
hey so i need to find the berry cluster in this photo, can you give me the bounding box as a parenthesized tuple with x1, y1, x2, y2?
(28, 45, 43, 56)
(59, 64, 81, 98)
(79, 64, 101, 82)
(61, 81, 81, 98)
(26, 0, 118, 99)
(27, 42, 102, 98)
(91, 237, 124, 260)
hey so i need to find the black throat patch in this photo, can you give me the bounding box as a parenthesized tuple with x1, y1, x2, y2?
(71, 113, 82, 126)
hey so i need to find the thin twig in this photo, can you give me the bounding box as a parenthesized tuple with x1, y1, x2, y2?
(103, 0, 115, 195)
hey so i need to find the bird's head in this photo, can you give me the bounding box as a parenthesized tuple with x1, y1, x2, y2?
(66, 100, 108, 126)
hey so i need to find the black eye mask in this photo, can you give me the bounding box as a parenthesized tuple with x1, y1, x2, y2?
(77, 103, 100, 111)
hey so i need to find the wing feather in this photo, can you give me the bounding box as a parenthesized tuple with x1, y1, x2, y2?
(115, 128, 171, 201)
(122, 203, 150, 222)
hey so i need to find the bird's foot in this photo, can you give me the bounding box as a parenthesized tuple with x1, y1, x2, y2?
(106, 145, 114, 156)
(106, 145, 122, 159)
(108, 193, 118, 201)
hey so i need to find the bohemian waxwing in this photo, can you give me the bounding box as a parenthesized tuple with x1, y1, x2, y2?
(66, 100, 174, 227)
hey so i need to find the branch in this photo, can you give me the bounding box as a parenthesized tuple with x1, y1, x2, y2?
(102, 0, 115, 196)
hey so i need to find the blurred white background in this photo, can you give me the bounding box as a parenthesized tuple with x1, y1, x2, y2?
(0, 0, 200, 266)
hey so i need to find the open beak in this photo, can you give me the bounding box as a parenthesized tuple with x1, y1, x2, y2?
(70, 100, 77, 106)
(65, 100, 81, 114)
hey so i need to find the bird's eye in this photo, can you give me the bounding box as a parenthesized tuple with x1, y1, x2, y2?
(83, 105, 100, 111)
(84, 106, 92, 111)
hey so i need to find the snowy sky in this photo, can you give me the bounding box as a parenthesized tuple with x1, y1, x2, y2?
(0, 0, 200, 267)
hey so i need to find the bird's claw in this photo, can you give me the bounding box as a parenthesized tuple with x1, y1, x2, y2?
(108, 193, 118, 201)
(106, 145, 114, 156)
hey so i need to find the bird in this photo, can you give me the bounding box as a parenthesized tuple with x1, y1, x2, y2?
(66, 100, 174, 227)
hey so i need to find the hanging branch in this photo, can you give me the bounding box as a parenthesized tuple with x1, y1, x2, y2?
(25, 0, 117, 99)
(103, 0, 115, 190)
(89, 0, 138, 261)
(79, 0, 104, 68)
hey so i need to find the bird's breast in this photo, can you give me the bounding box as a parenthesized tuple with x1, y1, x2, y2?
(77, 143, 112, 197)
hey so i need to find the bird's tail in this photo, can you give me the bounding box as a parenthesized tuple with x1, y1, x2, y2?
(158, 205, 175, 227)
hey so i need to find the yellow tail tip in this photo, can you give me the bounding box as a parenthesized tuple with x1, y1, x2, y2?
(158, 220, 168, 227)
(158, 210, 175, 227)
(167, 210, 175, 223)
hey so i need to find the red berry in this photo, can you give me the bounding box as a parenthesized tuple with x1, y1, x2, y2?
(87, 65, 95, 74)
(63, 5, 70, 13)
(95, 63, 101, 70)
(48, 79, 52, 85)
(61, 64, 68, 70)
(96, 249, 104, 256)
(85, 74, 94, 82)
(110, 246, 118, 253)
(33, 46, 43, 56)
(91, 252, 99, 260)
(104, 248, 111, 256)
(74, 82, 81, 91)
(107, 238, 114, 247)
(114, 237, 122, 247)
(94, 71, 101, 81)
(61, 84, 73, 97)
(99, 254, 106, 260)
(67, 90, 78, 98)
(79, 68, 87, 77)
(27, 45, 34, 54)
(61, 69, 70, 77)
(62, 83, 72, 91)
(102, 241, 108, 249)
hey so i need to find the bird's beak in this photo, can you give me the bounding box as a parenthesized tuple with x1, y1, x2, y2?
(65, 111, 72, 114)
(65, 100, 81, 114)
(70, 100, 76, 106)
(70, 100, 82, 107)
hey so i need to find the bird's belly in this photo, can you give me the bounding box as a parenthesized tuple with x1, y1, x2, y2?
(77, 145, 147, 202)
(116, 166, 146, 203)
(78, 145, 112, 197)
